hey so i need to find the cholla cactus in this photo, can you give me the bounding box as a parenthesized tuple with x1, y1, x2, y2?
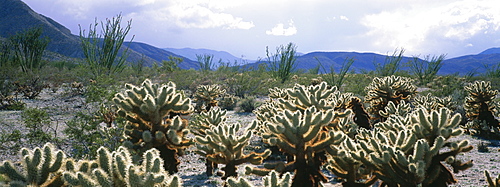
(463, 81, 500, 139)
(326, 136, 377, 187)
(226, 171, 291, 187)
(250, 82, 354, 187)
(189, 107, 227, 176)
(486, 170, 500, 187)
(413, 93, 456, 112)
(351, 108, 472, 186)
(365, 75, 417, 122)
(63, 146, 181, 187)
(194, 84, 226, 112)
(0, 143, 65, 186)
(113, 79, 194, 173)
(195, 122, 271, 179)
(249, 106, 347, 187)
(379, 100, 411, 119)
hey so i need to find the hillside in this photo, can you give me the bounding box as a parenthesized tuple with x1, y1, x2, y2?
(0, 0, 198, 69)
(163, 47, 255, 65)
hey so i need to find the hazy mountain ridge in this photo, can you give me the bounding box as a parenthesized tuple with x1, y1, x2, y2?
(163, 48, 255, 65)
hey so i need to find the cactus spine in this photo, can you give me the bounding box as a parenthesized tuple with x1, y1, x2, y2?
(113, 79, 194, 173)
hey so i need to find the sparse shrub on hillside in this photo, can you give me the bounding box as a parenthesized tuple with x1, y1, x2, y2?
(374, 48, 405, 76)
(407, 54, 445, 86)
(160, 55, 183, 73)
(197, 54, 218, 72)
(266, 42, 298, 83)
(318, 56, 354, 89)
(79, 14, 133, 77)
(9, 26, 49, 74)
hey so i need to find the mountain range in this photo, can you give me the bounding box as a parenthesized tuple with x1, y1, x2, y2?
(1, 0, 499, 75)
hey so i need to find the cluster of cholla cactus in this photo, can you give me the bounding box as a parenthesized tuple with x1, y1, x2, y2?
(0, 143, 180, 186)
(226, 170, 291, 187)
(0, 143, 66, 186)
(194, 84, 226, 112)
(195, 122, 271, 179)
(190, 107, 227, 176)
(327, 106, 473, 186)
(63, 146, 180, 187)
(113, 79, 194, 173)
(365, 75, 417, 123)
(249, 82, 352, 187)
(462, 81, 500, 139)
(413, 93, 457, 112)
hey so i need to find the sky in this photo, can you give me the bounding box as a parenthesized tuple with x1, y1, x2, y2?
(22, 0, 500, 60)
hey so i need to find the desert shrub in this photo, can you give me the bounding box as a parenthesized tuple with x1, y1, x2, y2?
(267, 42, 298, 83)
(374, 48, 405, 76)
(63, 104, 124, 159)
(407, 54, 445, 85)
(236, 96, 261, 113)
(21, 107, 54, 144)
(318, 56, 354, 89)
(79, 14, 133, 77)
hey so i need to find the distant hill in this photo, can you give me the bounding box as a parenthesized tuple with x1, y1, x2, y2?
(479, 47, 500, 55)
(241, 50, 500, 75)
(0, 0, 198, 69)
(163, 48, 255, 65)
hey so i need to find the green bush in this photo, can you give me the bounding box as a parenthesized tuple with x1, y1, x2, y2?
(21, 107, 53, 144)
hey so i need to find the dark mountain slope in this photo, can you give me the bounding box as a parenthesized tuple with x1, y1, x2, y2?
(0, 0, 199, 69)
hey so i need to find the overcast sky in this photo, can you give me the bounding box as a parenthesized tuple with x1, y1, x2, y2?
(22, 0, 500, 60)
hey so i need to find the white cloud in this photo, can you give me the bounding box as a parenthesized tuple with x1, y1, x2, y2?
(166, 2, 254, 29)
(266, 20, 297, 36)
(340, 16, 349, 21)
(361, 0, 500, 54)
(52, 0, 254, 29)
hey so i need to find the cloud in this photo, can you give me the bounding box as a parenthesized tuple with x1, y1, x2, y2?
(361, 0, 500, 54)
(340, 16, 349, 21)
(52, 0, 254, 29)
(266, 20, 297, 36)
(166, 2, 254, 29)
